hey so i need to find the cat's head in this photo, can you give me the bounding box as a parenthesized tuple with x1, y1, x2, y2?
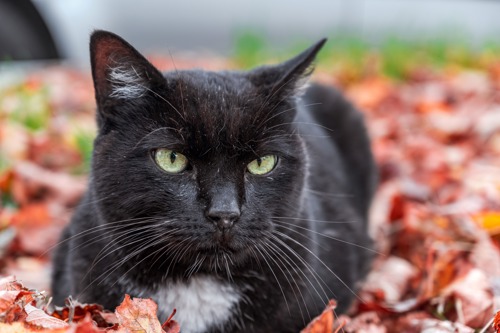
(89, 30, 325, 277)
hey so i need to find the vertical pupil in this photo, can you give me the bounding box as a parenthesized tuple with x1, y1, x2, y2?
(170, 152, 177, 164)
(257, 157, 262, 167)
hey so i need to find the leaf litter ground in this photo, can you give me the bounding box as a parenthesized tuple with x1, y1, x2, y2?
(1, 56, 500, 332)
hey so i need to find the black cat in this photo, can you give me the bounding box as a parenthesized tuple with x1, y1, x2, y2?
(52, 30, 377, 333)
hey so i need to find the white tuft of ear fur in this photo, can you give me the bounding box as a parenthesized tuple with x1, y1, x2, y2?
(107, 65, 148, 99)
(294, 77, 312, 98)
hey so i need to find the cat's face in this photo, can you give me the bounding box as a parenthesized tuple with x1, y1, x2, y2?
(89, 31, 325, 276)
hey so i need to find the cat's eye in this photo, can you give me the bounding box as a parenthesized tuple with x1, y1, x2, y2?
(154, 148, 188, 174)
(247, 155, 278, 175)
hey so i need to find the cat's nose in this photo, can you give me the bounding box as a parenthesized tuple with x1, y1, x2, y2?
(206, 208, 240, 231)
(205, 182, 241, 231)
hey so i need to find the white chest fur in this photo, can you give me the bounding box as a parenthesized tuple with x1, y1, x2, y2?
(154, 276, 240, 333)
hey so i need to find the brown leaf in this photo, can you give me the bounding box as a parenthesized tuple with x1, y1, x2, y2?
(72, 313, 117, 333)
(115, 294, 164, 333)
(12, 162, 85, 207)
(52, 299, 108, 326)
(27, 134, 82, 171)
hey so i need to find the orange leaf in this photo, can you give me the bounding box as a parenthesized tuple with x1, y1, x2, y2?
(0, 169, 14, 193)
(474, 211, 500, 235)
(301, 300, 336, 333)
(115, 294, 164, 333)
(10, 203, 51, 228)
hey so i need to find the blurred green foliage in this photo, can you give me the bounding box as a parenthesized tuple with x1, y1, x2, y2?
(5, 84, 51, 132)
(72, 129, 94, 174)
(232, 30, 500, 80)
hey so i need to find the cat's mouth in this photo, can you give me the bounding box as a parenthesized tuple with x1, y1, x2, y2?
(213, 229, 234, 247)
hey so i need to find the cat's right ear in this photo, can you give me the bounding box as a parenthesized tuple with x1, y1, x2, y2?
(90, 30, 164, 104)
(247, 38, 327, 99)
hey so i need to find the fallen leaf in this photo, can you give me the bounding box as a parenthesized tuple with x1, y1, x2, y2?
(161, 309, 180, 333)
(25, 304, 69, 329)
(420, 319, 474, 333)
(115, 295, 164, 333)
(347, 77, 392, 110)
(0, 322, 66, 333)
(474, 211, 500, 236)
(440, 268, 494, 327)
(493, 310, 500, 333)
(340, 312, 386, 333)
(12, 162, 85, 207)
(301, 300, 336, 333)
(72, 313, 116, 333)
(0, 276, 36, 323)
(10, 203, 51, 228)
(52, 299, 115, 328)
(8, 203, 68, 256)
(362, 256, 417, 304)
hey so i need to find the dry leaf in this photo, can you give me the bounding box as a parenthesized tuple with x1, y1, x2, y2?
(25, 304, 69, 330)
(493, 310, 500, 333)
(115, 295, 164, 333)
(161, 309, 180, 333)
(420, 319, 474, 333)
(0, 322, 66, 333)
(440, 268, 494, 327)
(300, 300, 336, 333)
(362, 256, 417, 304)
(340, 312, 386, 333)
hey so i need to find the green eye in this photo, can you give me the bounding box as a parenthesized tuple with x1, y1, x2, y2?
(247, 155, 278, 175)
(154, 149, 188, 174)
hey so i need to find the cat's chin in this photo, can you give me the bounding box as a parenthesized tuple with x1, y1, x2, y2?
(196, 248, 257, 276)
(186, 236, 266, 275)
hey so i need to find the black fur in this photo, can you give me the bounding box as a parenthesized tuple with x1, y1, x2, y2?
(52, 30, 377, 333)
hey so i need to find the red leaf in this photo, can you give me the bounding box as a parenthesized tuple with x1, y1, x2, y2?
(52, 299, 114, 328)
(493, 311, 500, 333)
(161, 309, 180, 333)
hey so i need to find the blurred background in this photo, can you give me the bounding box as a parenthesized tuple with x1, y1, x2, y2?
(2, 0, 500, 64)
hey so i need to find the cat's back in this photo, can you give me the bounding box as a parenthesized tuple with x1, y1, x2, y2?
(295, 84, 376, 310)
(299, 83, 377, 217)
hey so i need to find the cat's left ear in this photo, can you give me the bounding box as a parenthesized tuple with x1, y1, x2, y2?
(90, 30, 164, 104)
(248, 38, 327, 97)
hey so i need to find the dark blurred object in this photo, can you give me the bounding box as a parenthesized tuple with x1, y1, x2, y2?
(0, 0, 59, 61)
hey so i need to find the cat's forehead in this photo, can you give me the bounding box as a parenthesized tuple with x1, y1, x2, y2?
(165, 70, 252, 99)
(154, 70, 293, 157)
(163, 70, 260, 125)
